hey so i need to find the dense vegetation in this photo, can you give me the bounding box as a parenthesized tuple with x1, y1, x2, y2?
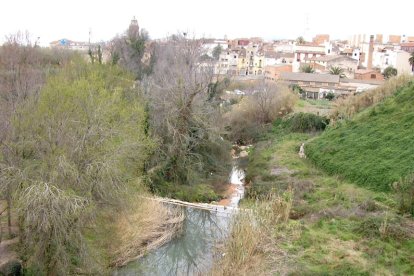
(216, 100, 414, 274)
(306, 81, 414, 191)
(0, 29, 232, 274)
(1, 59, 154, 274)
(1, 29, 412, 276)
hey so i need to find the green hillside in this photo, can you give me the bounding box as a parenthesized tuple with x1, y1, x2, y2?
(306, 81, 414, 191)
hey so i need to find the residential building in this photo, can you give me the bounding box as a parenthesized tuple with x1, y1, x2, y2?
(340, 78, 384, 93)
(273, 41, 294, 53)
(280, 72, 342, 99)
(49, 39, 90, 51)
(264, 64, 292, 82)
(373, 49, 412, 75)
(264, 51, 294, 66)
(401, 42, 414, 53)
(202, 39, 228, 58)
(304, 55, 358, 78)
(354, 69, 384, 81)
(313, 34, 330, 45)
(388, 35, 401, 44)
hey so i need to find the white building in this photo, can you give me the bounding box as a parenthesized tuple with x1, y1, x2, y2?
(203, 39, 228, 58)
(373, 49, 412, 75)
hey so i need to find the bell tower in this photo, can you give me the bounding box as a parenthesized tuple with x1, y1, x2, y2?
(128, 16, 139, 37)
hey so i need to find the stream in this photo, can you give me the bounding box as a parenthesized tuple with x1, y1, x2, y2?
(114, 159, 246, 276)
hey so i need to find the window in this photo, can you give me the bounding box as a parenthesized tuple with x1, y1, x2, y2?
(328, 49, 331, 54)
(371, 74, 376, 79)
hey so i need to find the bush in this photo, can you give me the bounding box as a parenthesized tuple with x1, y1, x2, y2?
(392, 173, 414, 216)
(225, 83, 298, 144)
(355, 216, 410, 241)
(283, 112, 330, 132)
(325, 91, 335, 101)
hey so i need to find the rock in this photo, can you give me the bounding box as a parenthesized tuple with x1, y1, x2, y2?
(239, 146, 247, 150)
(239, 151, 248, 158)
(299, 143, 306, 159)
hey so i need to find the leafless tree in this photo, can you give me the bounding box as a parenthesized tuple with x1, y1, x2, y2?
(145, 34, 229, 184)
(225, 82, 298, 144)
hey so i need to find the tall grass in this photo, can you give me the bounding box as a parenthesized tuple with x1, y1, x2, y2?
(331, 75, 413, 121)
(112, 197, 184, 267)
(212, 191, 293, 275)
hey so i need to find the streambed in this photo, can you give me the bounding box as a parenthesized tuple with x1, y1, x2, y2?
(114, 158, 246, 275)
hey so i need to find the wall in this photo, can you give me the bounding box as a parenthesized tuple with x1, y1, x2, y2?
(264, 65, 292, 81)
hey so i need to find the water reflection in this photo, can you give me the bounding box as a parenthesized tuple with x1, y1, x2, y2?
(115, 162, 245, 276)
(115, 207, 231, 276)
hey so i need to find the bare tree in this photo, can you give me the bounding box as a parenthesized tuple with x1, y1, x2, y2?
(225, 82, 298, 144)
(145, 34, 230, 185)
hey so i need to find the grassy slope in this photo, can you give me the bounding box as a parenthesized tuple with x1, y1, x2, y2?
(306, 82, 414, 191)
(239, 123, 414, 275)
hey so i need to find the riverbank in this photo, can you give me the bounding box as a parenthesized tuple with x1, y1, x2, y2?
(212, 121, 414, 275)
(84, 193, 185, 274)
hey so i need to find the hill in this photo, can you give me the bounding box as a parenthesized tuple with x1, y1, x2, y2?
(306, 81, 414, 191)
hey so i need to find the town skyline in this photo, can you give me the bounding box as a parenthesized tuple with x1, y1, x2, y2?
(1, 0, 413, 46)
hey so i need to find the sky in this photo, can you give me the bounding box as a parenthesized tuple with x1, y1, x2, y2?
(0, 0, 412, 46)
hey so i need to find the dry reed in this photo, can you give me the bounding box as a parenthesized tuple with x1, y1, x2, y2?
(331, 75, 413, 121)
(111, 198, 184, 267)
(212, 190, 293, 275)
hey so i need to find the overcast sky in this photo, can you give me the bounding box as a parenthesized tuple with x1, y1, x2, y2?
(0, 0, 412, 46)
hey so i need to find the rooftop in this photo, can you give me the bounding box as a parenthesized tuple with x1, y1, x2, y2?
(306, 55, 357, 63)
(280, 72, 340, 83)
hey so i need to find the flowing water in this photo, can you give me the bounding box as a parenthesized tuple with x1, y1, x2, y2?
(114, 161, 246, 276)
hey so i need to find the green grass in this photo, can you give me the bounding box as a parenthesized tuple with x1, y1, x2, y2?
(306, 82, 414, 191)
(306, 99, 332, 107)
(240, 118, 413, 275)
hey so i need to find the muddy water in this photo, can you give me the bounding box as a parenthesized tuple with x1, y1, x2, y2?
(114, 160, 246, 276)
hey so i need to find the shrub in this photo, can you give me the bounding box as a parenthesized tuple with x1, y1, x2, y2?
(355, 216, 410, 241)
(392, 173, 414, 216)
(283, 112, 330, 132)
(225, 83, 298, 144)
(325, 91, 335, 101)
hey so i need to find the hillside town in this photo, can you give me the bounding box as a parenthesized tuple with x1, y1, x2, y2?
(2, 6, 414, 274)
(49, 19, 414, 101)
